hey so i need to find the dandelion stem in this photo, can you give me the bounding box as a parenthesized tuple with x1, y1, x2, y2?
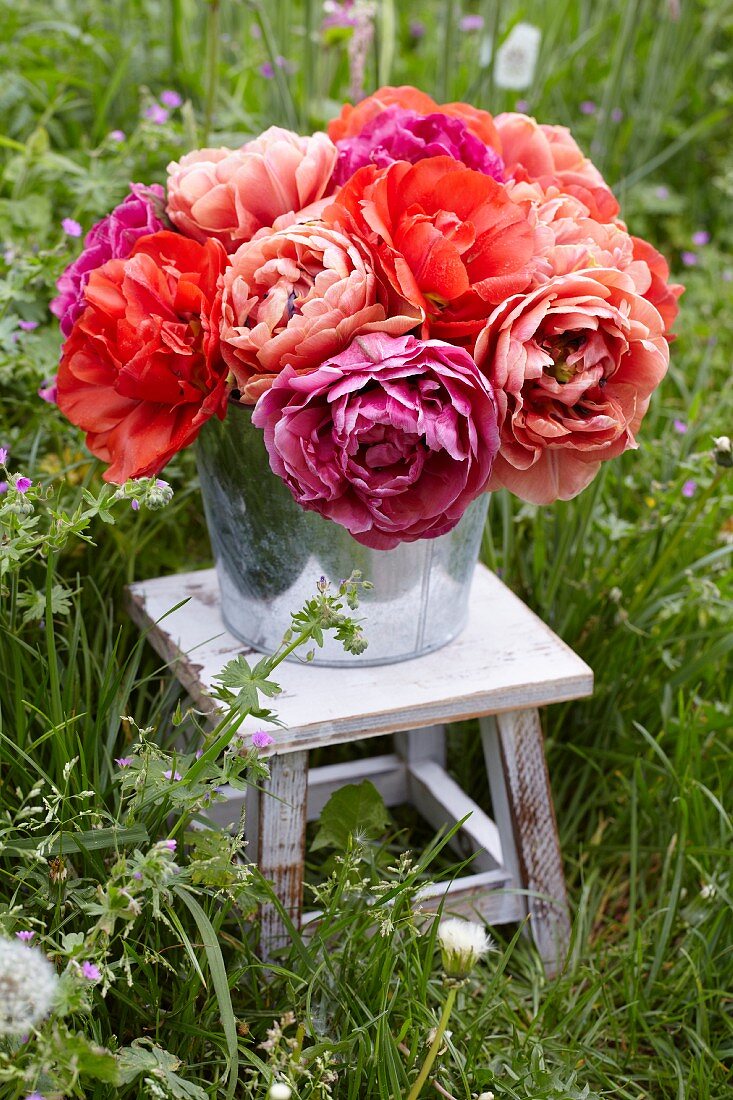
(406, 984, 457, 1100)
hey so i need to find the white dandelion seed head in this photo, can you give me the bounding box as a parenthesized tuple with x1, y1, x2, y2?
(494, 22, 541, 90)
(437, 917, 494, 978)
(268, 1084, 293, 1100)
(478, 1092, 496, 1100)
(0, 938, 58, 1035)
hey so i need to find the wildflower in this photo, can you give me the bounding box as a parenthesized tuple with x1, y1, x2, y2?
(477, 1093, 495, 1100)
(163, 839, 177, 851)
(144, 103, 169, 125)
(322, 0, 358, 30)
(0, 481, 8, 494)
(115, 757, 133, 767)
(18, 320, 38, 331)
(346, 2, 376, 102)
(16, 476, 32, 494)
(61, 218, 83, 238)
(0, 446, 8, 465)
(673, 419, 687, 434)
(493, 23, 541, 90)
(680, 250, 698, 267)
(515, 98, 529, 112)
(81, 961, 101, 981)
(260, 62, 275, 79)
(723, 269, 732, 283)
(682, 479, 697, 498)
(0, 939, 59, 1036)
(611, 107, 624, 122)
(580, 100, 596, 115)
(409, 20, 425, 38)
(268, 1085, 292, 1100)
(437, 917, 493, 979)
(48, 857, 67, 884)
(15, 931, 35, 942)
(108, 130, 126, 142)
(700, 882, 716, 900)
(459, 14, 484, 32)
(131, 499, 140, 511)
(655, 185, 670, 200)
(24, 1093, 46, 1100)
(38, 377, 58, 404)
(713, 435, 732, 467)
(160, 89, 183, 109)
(250, 21, 262, 38)
(162, 769, 182, 781)
(691, 230, 710, 246)
(252, 730, 275, 749)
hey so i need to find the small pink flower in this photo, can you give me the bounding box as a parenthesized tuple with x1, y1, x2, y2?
(673, 419, 688, 434)
(24, 1093, 45, 1100)
(163, 839, 177, 851)
(459, 14, 484, 31)
(115, 756, 133, 767)
(252, 730, 275, 749)
(18, 320, 38, 331)
(0, 482, 7, 495)
(38, 377, 58, 404)
(580, 100, 596, 115)
(681, 250, 698, 267)
(145, 103, 169, 125)
(691, 230, 710, 247)
(162, 769, 182, 781)
(15, 476, 32, 494)
(409, 20, 425, 38)
(682, 479, 697, 498)
(15, 931, 35, 942)
(655, 185, 670, 200)
(108, 129, 126, 142)
(515, 98, 529, 112)
(0, 446, 8, 465)
(81, 961, 101, 981)
(611, 107, 624, 122)
(160, 89, 183, 109)
(260, 62, 274, 78)
(62, 218, 83, 238)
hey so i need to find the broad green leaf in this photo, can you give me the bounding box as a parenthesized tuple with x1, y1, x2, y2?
(312, 780, 390, 851)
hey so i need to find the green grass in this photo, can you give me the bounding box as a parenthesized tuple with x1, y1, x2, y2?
(1, 1, 732, 1097)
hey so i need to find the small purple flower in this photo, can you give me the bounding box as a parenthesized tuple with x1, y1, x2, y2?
(163, 839, 177, 851)
(250, 21, 262, 38)
(723, 269, 733, 283)
(655, 185, 670, 200)
(38, 377, 58, 404)
(459, 14, 484, 32)
(108, 129, 126, 142)
(691, 230, 710, 247)
(62, 218, 83, 238)
(681, 250, 698, 267)
(673, 419, 688, 434)
(611, 107, 624, 122)
(18, 320, 38, 331)
(0, 482, 7, 495)
(144, 103, 169, 125)
(133, 871, 143, 880)
(252, 730, 275, 749)
(0, 446, 8, 465)
(131, 499, 140, 511)
(15, 930, 35, 942)
(515, 99, 529, 113)
(15, 476, 32, 494)
(3, 247, 14, 264)
(24, 1093, 46, 1100)
(580, 100, 596, 115)
(115, 756, 133, 767)
(682, 480, 697, 498)
(160, 89, 183, 109)
(162, 769, 182, 781)
(81, 961, 101, 981)
(259, 62, 274, 79)
(409, 20, 426, 38)
(155, 478, 169, 488)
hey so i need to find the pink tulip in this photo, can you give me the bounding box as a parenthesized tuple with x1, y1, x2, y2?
(166, 128, 338, 253)
(474, 268, 669, 504)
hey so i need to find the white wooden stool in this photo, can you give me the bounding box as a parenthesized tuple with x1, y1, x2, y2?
(126, 564, 592, 976)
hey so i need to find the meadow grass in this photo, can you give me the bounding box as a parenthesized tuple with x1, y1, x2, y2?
(0, 2, 732, 1097)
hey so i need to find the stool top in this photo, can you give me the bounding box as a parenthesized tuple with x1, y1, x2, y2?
(126, 565, 593, 755)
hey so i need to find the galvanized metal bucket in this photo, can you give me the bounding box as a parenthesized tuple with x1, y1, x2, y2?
(196, 405, 488, 666)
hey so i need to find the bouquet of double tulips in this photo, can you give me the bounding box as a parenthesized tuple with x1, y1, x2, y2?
(51, 86, 682, 550)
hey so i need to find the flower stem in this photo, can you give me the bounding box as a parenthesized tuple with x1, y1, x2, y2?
(406, 984, 457, 1100)
(203, 0, 220, 145)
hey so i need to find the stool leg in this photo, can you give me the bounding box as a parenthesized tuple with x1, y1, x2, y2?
(479, 709, 570, 977)
(257, 750, 308, 958)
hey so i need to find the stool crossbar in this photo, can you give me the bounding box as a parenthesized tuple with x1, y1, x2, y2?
(126, 564, 593, 976)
